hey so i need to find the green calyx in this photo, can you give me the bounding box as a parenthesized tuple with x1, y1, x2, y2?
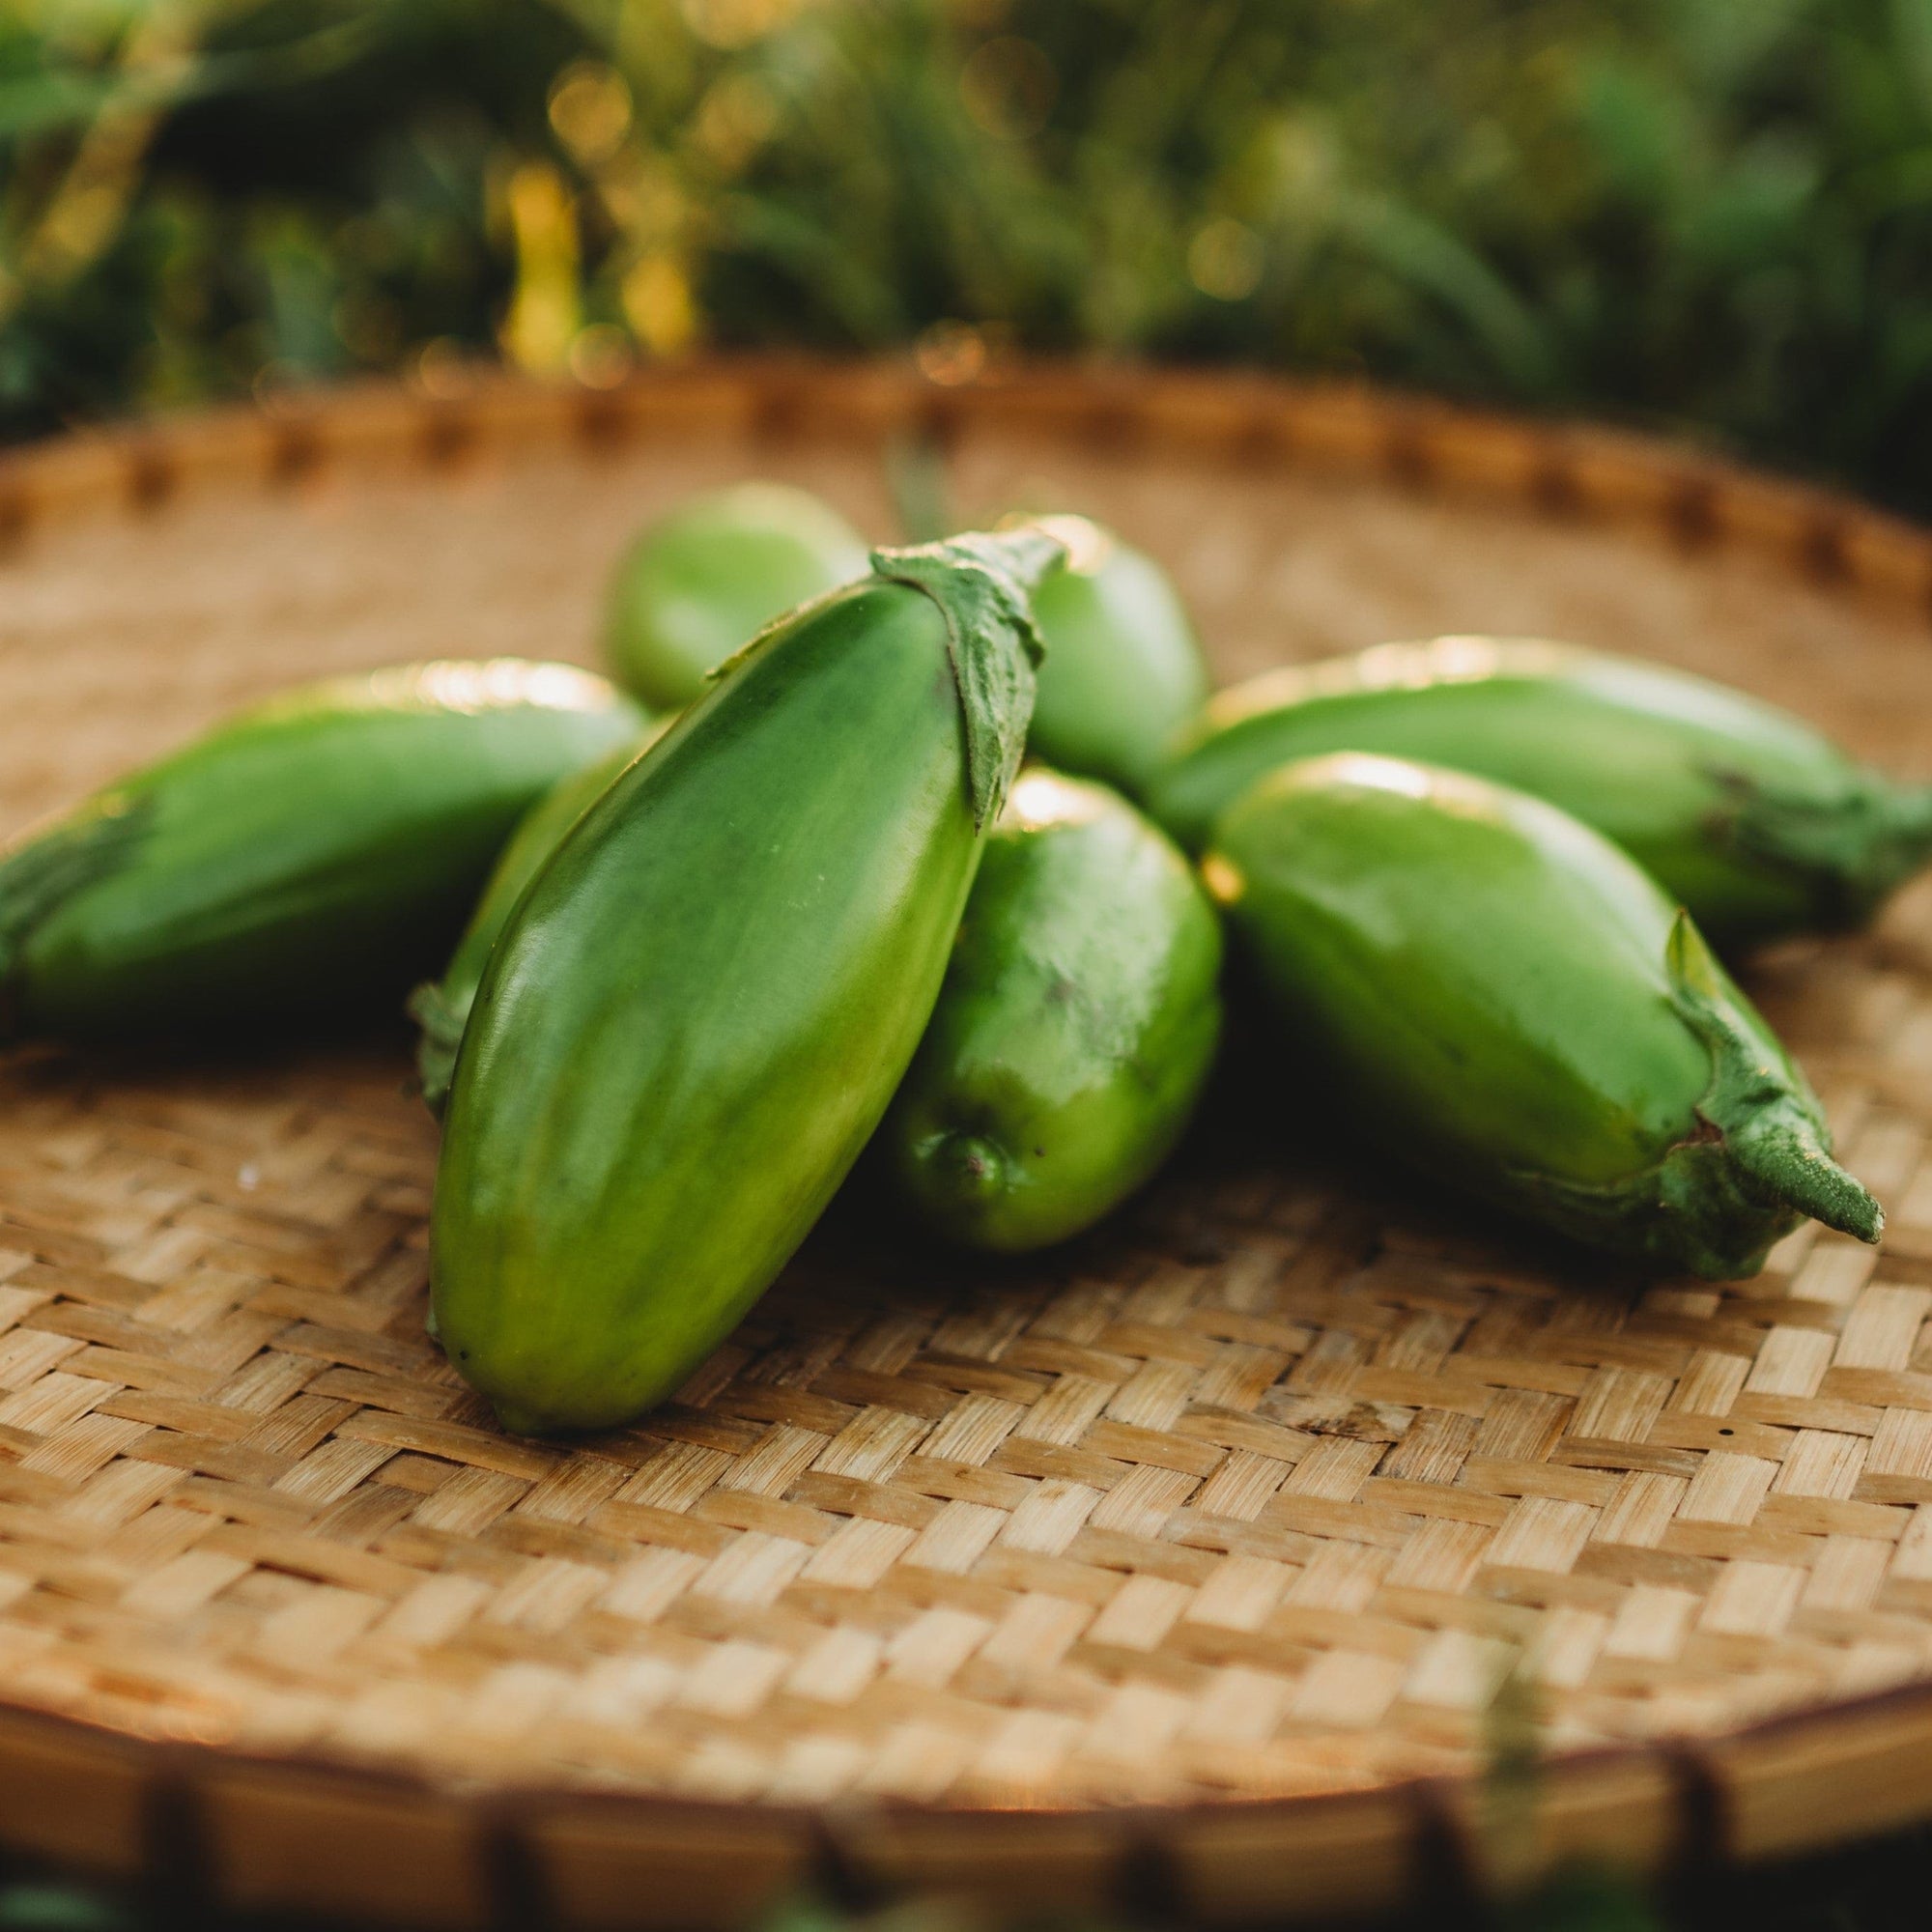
(1715, 764, 1932, 927)
(1664, 912, 1881, 1242)
(0, 791, 155, 1036)
(871, 526, 1064, 828)
(1509, 913, 1879, 1278)
(407, 980, 465, 1117)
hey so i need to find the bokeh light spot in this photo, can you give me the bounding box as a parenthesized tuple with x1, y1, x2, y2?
(569, 323, 634, 387)
(549, 63, 634, 165)
(696, 73, 781, 173)
(916, 319, 986, 385)
(1188, 217, 1264, 300)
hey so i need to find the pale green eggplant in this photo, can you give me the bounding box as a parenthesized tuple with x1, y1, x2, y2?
(1023, 515, 1208, 795)
(0, 662, 643, 1039)
(883, 768, 1223, 1251)
(433, 528, 1064, 1434)
(1204, 753, 1882, 1279)
(1151, 636, 1932, 945)
(602, 481, 868, 709)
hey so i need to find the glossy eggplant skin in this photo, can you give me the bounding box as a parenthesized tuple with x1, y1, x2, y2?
(1024, 516, 1209, 796)
(432, 531, 1060, 1435)
(1204, 753, 1881, 1279)
(0, 662, 644, 1040)
(602, 482, 869, 710)
(411, 721, 671, 1114)
(883, 769, 1222, 1251)
(1151, 637, 1932, 946)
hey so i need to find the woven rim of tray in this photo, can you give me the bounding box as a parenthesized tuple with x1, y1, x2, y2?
(2, 359, 1932, 1928)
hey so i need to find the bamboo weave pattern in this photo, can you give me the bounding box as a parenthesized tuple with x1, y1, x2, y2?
(1, 370, 1931, 1818)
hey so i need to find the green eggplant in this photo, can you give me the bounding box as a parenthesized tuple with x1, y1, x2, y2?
(1203, 753, 1882, 1279)
(410, 719, 672, 1114)
(1022, 515, 1209, 796)
(602, 481, 869, 710)
(433, 527, 1065, 1434)
(1151, 636, 1932, 945)
(882, 768, 1222, 1251)
(0, 662, 643, 1040)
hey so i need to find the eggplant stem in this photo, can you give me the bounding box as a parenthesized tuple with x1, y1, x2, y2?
(1728, 1121, 1883, 1244)
(870, 526, 1068, 828)
(1665, 909, 1883, 1246)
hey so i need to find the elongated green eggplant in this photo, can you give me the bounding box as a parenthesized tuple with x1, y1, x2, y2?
(603, 482, 869, 710)
(1204, 753, 1882, 1279)
(1022, 515, 1209, 796)
(1151, 636, 1932, 945)
(882, 768, 1222, 1251)
(433, 527, 1065, 1434)
(0, 662, 643, 1040)
(410, 718, 672, 1114)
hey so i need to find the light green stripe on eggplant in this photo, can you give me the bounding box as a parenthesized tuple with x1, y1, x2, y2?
(602, 482, 869, 710)
(1017, 516, 1208, 797)
(1151, 636, 1932, 945)
(431, 527, 1064, 1435)
(411, 718, 672, 1115)
(0, 661, 644, 1040)
(0, 791, 157, 1012)
(883, 769, 1223, 1252)
(1204, 753, 1880, 1279)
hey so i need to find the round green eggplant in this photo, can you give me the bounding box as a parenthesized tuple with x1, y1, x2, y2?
(1022, 515, 1209, 796)
(410, 718, 672, 1114)
(0, 661, 644, 1040)
(1204, 753, 1882, 1279)
(602, 481, 869, 710)
(1151, 636, 1932, 946)
(883, 769, 1223, 1252)
(433, 528, 1064, 1435)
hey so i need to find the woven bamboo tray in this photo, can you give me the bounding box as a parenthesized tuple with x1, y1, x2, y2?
(4, 360, 1932, 1928)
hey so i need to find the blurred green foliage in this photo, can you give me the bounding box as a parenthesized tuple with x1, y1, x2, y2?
(4, 0, 1932, 510)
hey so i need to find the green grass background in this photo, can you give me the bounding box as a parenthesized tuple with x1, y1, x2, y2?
(6, 1, 1932, 1924)
(7, 0, 1932, 512)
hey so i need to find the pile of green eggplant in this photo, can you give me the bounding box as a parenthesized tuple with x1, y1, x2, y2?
(6, 477, 1918, 1435)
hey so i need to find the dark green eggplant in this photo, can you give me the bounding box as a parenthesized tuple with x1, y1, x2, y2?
(1023, 515, 1208, 796)
(883, 768, 1222, 1251)
(0, 662, 643, 1039)
(1204, 753, 1882, 1279)
(1151, 636, 1932, 945)
(410, 719, 671, 1114)
(603, 481, 869, 710)
(433, 527, 1065, 1434)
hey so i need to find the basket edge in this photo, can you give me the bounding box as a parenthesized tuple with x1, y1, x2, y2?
(0, 1671, 1928, 1924)
(1, 357, 1928, 623)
